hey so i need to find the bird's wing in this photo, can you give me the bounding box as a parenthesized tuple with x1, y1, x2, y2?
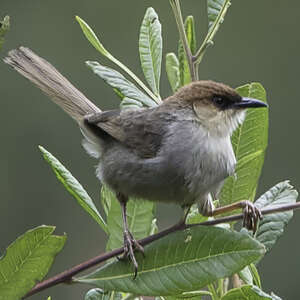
(84, 108, 166, 158)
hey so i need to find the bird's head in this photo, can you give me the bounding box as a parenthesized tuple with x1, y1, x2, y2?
(171, 80, 267, 137)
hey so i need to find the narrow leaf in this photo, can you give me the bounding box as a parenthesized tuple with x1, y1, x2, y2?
(185, 16, 197, 54)
(0, 16, 10, 51)
(39, 146, 107, 233)
(254, 181, 298, 252)
(221, 285, 281, 300)
(139, 7, 162, 97)
(76, 227, 265, 296)
(76, 16, 159, 103)
(207, 0, 226, 31)
(220, 83, 268, 206)
(86, 61, 157, 108)
(120, 97, 144, 110)
(76, 16, 109, 56)
(249, 263, 261, 288)
(0, 226, 66, 300)
(166, 53, 180, 92)
(178, 16, 197, 86)
(195, 0, 231, 65)
(101, 185, 155, 251)
(238, 265, 253, 285)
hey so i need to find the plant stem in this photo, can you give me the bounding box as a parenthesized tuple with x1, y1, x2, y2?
(207, 283, 219, 300)
(23, 201, 300, 299)
(217, 279, 224, 297)
(195, 0, 231, 67)
(169, 0, 196, 81)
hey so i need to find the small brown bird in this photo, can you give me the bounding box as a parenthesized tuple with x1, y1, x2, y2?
(4, 47, 267, 275)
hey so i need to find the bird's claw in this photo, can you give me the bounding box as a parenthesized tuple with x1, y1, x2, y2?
(242, 201, 262, 233)
(119, 230, 144, 279)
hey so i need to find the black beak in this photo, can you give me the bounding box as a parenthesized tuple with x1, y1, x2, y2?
(233, 97, 268, 109)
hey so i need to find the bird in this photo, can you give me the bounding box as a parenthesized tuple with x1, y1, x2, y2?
(4, 47, 268, 276)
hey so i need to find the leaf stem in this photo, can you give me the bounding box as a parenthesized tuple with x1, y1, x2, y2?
(23, 201, 300, 299)
(169, 0, 196, 81)
(108, 54, 162, 104)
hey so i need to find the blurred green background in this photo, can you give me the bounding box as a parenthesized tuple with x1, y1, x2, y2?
(0, 0, 299, 299)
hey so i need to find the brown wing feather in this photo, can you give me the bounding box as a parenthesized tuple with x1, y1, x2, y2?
(84, 108, 166, 158)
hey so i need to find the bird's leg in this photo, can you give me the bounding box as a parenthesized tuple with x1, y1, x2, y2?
(171, 205, 192, 230)
(117, 193, 144, 278)
(181, 205, 192, 225)
(208, 200, 262, 233)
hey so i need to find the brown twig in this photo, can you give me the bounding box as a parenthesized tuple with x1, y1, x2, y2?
(23, 202, 300, 299)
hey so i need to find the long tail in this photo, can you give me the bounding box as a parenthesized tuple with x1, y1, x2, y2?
(4, 47, 101, 123)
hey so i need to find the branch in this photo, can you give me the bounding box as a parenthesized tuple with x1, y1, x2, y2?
(169, 0, 196, 81)
(24, 202, 300, 299)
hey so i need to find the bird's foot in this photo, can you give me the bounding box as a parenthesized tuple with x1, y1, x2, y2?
(119, 230, 145, 278)
(242, 201, 262, 233)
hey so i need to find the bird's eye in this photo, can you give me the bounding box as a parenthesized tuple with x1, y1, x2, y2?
(212, 96, 224, 106)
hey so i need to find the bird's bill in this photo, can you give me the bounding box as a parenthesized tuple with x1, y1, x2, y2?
(233, 97, 268, 109)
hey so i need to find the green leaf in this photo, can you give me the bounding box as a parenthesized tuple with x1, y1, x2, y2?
(254, 181, 298, 252)
(76, 16, 160, 103)
(76, 16, 109, 56)
(166, 53, 180, 92)
(221, 285, 281, 300)
(196, 0, 231, 65)
(86, 61, 157, 108)
(47, 297, 52, 300)
(249, 263, 261, 288)
(164, 290, 212, 299)
(85, 288, 105, 300)
(186, 203, 230, 230)
(238, 265, 253, 285)
(85, 288, 122, 300)
(0, 226, 66, 300)
(186, 204, 210, 225)
(101, 185, 155, 251)
(207, 0, 226, 31)
(39, 146, 107, 233)
(185, 16, 197, 55)
(0, 15, 10, 51)
(75, 227, 265, 296)
(178, 16, 197, 86)
(220, 83, 268, 207)
(101, 184, 113, 217)
(139, 7, 162, 97)
(120, 98, 144, 110)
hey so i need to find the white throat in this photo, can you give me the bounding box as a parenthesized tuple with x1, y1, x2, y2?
(198, 109, 246, 138)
